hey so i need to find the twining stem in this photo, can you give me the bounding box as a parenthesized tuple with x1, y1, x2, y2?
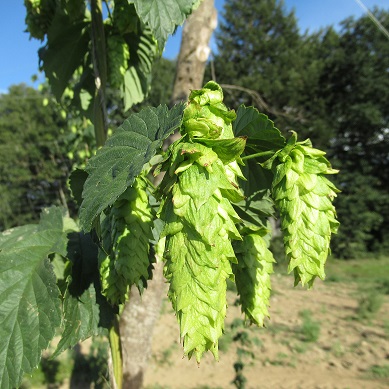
(91, 0, 108, 147)
(241, 151, 275, 161)
(109, 316, 123, 389)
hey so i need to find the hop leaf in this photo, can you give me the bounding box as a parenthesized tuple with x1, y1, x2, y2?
(99, 174, 154, 305)
(271, 134, 340, 287)
(233, 228, 275, 326)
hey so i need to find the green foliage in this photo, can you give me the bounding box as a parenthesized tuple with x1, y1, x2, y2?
(79, 103, 185, 231)
(0, 78, 340, 381)
(133, 0, 200, 50)
(24, 0, 198, 115)
(0, 207, 70, 389)
(0, 85, 70, 230)
(52, 231, 117, 358)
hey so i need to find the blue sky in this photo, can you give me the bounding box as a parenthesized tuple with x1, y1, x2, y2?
(0, 0, 387, 93)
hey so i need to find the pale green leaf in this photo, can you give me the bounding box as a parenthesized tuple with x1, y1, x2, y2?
(0, 207, 66, 389)
(134, 0, 198, 50)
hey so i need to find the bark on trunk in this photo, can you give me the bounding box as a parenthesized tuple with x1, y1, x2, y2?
(170, 0, 217, 106)
(120, 2, 217, 388)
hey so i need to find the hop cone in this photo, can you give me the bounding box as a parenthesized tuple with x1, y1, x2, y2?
(158, 82, 246, 362)
(233, 228, 275, 326)
(24, 0, 57, 40)
(271, 134, 340, 287)
(107, 35, 130, 88)
(99, 175, 154, 305)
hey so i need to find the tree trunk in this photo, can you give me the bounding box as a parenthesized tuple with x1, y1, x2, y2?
(170, 0, 217, 105)
(119, 2, 217, 388)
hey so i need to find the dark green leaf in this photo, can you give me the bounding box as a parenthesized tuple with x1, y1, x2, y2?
(233, 105, 285, 155)
(79, 103, 185, 231)
(134, 0, 198, 50)
(39, 13, 90, 100)
(69, 168, 89, 207)
(52, 232, 116, 358)
(0, 207, 66, 389)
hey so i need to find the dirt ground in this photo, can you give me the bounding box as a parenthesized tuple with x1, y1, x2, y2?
(143, 274, 389, 389)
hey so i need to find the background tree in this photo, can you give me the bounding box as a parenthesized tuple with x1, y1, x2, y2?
(0, 84, 70, 230)
(319, 10, 389, 258)
(212, 0, 389, 259)
(212, 0, 308, 135)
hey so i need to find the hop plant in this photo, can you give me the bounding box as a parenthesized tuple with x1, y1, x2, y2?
(99, 174, 154, 305)
(269, 133, 340, 287)
(24, 0, 57, 40)
(233, 227, 275, 326)
(158, 82, 246, 362)
(107, 35, 130, 88)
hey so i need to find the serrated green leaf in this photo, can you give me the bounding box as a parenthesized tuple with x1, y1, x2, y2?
(233, 105, 285, 155)
(79, 103, 185, 231)
(134, 0, 198, 50)
(0, 207, 66, 389)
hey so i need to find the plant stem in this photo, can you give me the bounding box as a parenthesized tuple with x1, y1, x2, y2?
(241, 151, 275, 161)
(91, 0, 108, 147)
(109, 316, 123, 389)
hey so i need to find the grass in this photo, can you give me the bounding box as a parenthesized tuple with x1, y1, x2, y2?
(367, 364, 389, 379)
(298, 310, 321, 342)
(355, 289, 384, 321)
(325, 257, 389, 286)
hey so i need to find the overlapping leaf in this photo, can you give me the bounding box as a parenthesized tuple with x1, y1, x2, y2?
(0, 207, 67, 389)
(233, 105, 286, 155)
(52, 232, 116, 358)
(79, 103, 185, 231)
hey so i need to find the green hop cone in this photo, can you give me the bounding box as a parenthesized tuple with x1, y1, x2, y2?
(158, 82, 246, 362)
(107, 35, 130, 88)
(270, 133, 340, 287)
(233, 228, 275, 326)
(99, 174, 154, 305)
(181, 81, 236, 140)
(24, 0, 57, 40)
